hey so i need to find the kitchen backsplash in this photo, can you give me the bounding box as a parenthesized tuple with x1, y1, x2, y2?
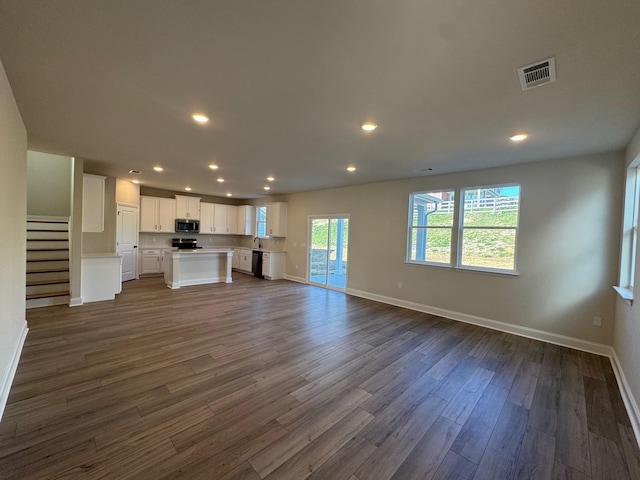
(139, 233, 286, 251)
(139, 233, 242, 248)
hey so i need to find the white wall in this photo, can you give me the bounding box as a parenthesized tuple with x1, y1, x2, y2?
(613, 125, 640, 430)
(0, 59, 28, 419)
(283, 151, 623, 346)
(26, 150, 72, 217)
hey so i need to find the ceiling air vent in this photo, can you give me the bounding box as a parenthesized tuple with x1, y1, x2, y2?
(517, 57, 556, 91)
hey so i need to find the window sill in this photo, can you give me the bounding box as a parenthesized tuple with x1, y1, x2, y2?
(614, 286, 634, 306)
(405, 261, 519, 278)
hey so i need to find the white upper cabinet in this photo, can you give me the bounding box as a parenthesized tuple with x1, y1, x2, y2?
(213, 204, 227, 234)
(237, 205, 255, 236)
(226, 205, 238, 234)
(175, 195, 200, 219)
(200, 203, 238, 234)
(82, 174, 106, 232)
(140, 196, 176, 232)
(200, 202, 215, 234)
(266, 202, 287, 237)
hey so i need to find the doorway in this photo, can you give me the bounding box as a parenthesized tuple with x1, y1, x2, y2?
(116, 204, 138, 282)
(308, 216, 349, 291)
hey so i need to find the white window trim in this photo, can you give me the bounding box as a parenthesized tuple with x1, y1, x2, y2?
(256, 205, 268, 239)
(615, 162, 640, 305)
(406, 189, 456, 267)
(457, 183, 521, 275)
(406, 183, 521, 276)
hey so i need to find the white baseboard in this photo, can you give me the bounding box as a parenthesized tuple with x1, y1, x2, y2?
(284, 274, 307, 284)
(609, 350, 640, 448)
(0, 322, 28, 422)
(69, 297, 83, 307)
(345, 288, 612, 356)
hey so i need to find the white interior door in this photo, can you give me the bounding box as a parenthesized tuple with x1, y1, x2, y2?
(117, 204, 138, 282)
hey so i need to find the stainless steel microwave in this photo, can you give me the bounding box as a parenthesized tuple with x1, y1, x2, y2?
(175, 219, 200, 233)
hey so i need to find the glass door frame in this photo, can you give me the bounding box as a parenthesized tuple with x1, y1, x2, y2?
(307, 214, 350, 292)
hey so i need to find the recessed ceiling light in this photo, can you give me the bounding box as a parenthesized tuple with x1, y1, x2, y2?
(266, 176, 275, 182)
(264, 186, 271, 191)
(184, 187, 192, 191)
(361, 121, 378, 131)
(347, 166, 356, 172)
(208, 164, 219, 170)
(217, 178, 224, 183)
(509, 133, 528, 142)
(131, 180, 140, 184)
(192, 113, 209, 124)
(153, 166, 163, 172)
(128, 169, 141, 175)
(226, 193, 233, 197)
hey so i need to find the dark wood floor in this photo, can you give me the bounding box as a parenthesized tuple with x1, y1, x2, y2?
(1, 275, 639, 479)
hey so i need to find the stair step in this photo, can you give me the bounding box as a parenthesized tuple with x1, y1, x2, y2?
(27, 251, 69, 261)
(26, 291, 70, 300)
(26, 295, 70, 309)
(26, 279, 70, 286)
(27, 231, 69, 240)
(27, 261, 70, 273)
(26, 271, 70, 282)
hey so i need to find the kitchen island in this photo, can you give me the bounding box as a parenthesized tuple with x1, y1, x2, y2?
(163, 248, 233, 289)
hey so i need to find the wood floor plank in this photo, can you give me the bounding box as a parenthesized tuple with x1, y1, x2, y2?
(589, 431, 631, 480)
(389, 416, 461, 480)
(555, 353, 591, 476)
(618, 423, 640, 480)
(0, 275, 637, 479)
(265, 407, 374, 480)
(250, 388, 372, 477)
(306, 435, 377, 480)
(528, 343, 562, 435)
(355, 394, 448, 480)
(219, 462, 262, 480)
(513, 425, 556, 480)
(552, 461, 591, 480)
(449, 384, 509, 464)
(432, 451, 478, 480)
(441, 367, 493, 425)
(472, 401, 529, 479)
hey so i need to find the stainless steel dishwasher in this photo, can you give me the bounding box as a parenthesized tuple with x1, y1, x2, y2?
(252, 250, 264, 278)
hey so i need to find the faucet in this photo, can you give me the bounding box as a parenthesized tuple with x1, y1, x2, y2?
(253, 237, 262, 249)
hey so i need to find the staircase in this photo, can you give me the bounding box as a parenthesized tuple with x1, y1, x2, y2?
(26, 216, 70, 308)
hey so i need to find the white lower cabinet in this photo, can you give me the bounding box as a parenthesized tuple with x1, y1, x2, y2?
(233, 248, 252, 273)
(140, 249, 163, 275)
(262, 251, 285, 280)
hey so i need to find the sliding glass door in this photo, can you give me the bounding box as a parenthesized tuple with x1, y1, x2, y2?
(308, 216, 349, 291)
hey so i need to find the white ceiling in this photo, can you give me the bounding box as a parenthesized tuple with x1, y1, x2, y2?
(0, 0, 639, 199)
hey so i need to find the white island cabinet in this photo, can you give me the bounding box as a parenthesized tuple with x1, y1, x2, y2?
(163, 248, 233, 289)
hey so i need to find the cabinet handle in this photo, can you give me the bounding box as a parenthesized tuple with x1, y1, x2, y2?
(159, 225, 162, 231)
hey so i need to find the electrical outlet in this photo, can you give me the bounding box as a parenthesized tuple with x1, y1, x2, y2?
(295, 264, 299, 270)
(292, 242, 297, 247)
(593, 316, 602, 327)
(397, 281, 403, 289)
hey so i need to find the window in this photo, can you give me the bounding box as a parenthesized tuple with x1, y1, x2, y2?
(256, 205, 267, 238)
(407, 190, 455, 265)
(459, 185, 520, 272)
(406, 183, 521, 274)
(616, 165, 640, 301)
